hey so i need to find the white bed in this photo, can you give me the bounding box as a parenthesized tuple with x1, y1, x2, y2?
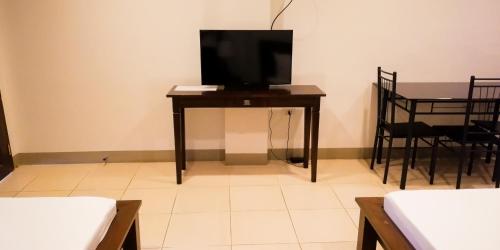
(384, 189, 500, 250)
(0, 197, 117, 250)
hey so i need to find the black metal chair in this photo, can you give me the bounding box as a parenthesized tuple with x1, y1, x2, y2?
(433, 76, 500, 189)
(472, 102, 500, 165)
(370, 67, 441, 184)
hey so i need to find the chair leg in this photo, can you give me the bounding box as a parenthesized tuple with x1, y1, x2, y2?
(493, 145, 498, 182)
(376, 127, 384, 164)
(496, 169, 500, 188)
(467, 143, 476, 176)
(486, 142, 493, 164)
(456, 145, 467, 189)
(370, 125, 381, 170)
(495, 146, 500, 188)
(383, 135, 394, 184)
(429, 137, 439, 185)
(411, 138, 418, 169)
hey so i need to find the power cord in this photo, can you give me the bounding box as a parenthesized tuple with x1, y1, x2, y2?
(268, 108, 281, 161)
(285, 109, 292, 160)
(271, 0, 295, 30)
(268, 108, 301, 166)
(285, 109, 303, 167)
(268, 0, 298, 165)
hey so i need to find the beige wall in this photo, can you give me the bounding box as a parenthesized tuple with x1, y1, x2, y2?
(0, 4, 19, 154)
(1, 0, 500, 155)
(280, 0, 500, 149)
(1, 0, 271, 154)
(225, 109, 268, 154)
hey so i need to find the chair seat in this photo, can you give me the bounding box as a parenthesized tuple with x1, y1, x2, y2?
(433, 125, 499, 144)
(382, 122, 441, 138)
(472, 120, 500, 132)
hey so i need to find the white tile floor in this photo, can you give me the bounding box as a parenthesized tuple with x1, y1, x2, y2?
(0, 158, 497, 250)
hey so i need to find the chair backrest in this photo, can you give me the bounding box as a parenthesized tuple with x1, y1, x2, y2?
(462, 76, 500, 143)
(376, 67, 398, 127)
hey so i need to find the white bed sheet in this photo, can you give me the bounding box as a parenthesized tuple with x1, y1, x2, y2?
(0, 197, 116, 250)
(384, 189, 500, 250)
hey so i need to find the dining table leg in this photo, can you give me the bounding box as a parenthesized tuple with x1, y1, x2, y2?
(400, 101, 417, 189)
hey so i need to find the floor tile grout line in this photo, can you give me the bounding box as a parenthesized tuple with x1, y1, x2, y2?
(140, 212, 171, 249)
(327, 182, 349, 211)
(12, 166, 83, 197)
(122, 164, 173, 248)
(160, 180, 179, 248)
(16, 168, 44, 194)
(119, 163, 142, 199)
(69, 164, 100, 197)
(327, 182, 360, 228)
(0, 190, 20, 197)
(229, 181, 233, 250)
(299, 240, 358, 249)
(76, 164, 127, 195)
(279, 184, 303, 250)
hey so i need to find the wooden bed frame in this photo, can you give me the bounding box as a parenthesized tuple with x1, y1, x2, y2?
(356, 197, 414, 250)
(96, 200, 141, 250)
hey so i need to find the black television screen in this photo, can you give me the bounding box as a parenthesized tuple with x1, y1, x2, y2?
(200, 30, 293, 87)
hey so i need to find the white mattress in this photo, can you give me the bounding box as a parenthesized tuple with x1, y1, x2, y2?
(384, 189, 500, 250)
(0, 197, 116, 250)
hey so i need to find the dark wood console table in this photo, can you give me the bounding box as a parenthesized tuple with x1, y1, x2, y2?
(167, 85, 326, 184)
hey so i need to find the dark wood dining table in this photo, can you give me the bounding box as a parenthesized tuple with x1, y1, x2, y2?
(374, 82, 497, 189)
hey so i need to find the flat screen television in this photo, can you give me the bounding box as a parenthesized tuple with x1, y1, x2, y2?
(200, 30, 293, 89)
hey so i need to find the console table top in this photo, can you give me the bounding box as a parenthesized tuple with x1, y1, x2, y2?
(167, 85, 326, 98)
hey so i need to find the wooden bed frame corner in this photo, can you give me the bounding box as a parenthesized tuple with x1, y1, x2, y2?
(97, 200, 141, 250)
(356, 197, 414, 250)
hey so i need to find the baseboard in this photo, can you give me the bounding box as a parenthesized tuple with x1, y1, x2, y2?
(13, 149, 225, 166)
(225, 153, 268, 165)
(269, 148, 372, 160)
(13, 147, 449, 166)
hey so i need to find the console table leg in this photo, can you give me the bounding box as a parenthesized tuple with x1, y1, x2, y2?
(180, 108, 186, 170)
(311, 107, 320, 182)
(303, 107, 311, 168)
(173, 111, 182, 184)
